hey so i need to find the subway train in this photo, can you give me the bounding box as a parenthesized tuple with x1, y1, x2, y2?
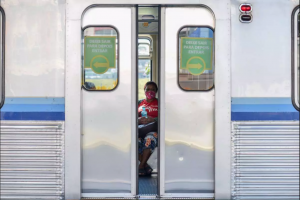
(0, 0, 299, 199)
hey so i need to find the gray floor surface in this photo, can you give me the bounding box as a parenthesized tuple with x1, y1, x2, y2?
(139, 175, 158, 195)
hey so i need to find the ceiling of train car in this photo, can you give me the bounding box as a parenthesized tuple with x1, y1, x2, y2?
(138, 7, 158, 34)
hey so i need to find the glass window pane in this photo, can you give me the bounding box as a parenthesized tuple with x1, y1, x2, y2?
(138, 38, 150, 45)
(178, 27, 214, 91)
(138, 43, 150, 56)
(83, 27, 118, 91)
(138, 59, 151, 100)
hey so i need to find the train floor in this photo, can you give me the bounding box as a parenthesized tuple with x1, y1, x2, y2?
(139, 174, 158, 196)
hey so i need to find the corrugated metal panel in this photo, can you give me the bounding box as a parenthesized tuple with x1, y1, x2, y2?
(0, 121, 64, 200)
(231, 122, 299, 200)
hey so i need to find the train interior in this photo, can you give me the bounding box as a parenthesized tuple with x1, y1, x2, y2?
(138, 6, 159, 196)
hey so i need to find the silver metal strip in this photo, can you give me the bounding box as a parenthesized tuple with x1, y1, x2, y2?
(214, 1, 231, 199)
(66, 0, 82, 198)
(131, 6, 137, 197)
(82, 198, 135, 200)
(159, 6, 166, 197)
(0, 121, 64, 200)
(231, 122, 300, 200)
(160, 193, 214, 199)
(81, 193, 136, 198)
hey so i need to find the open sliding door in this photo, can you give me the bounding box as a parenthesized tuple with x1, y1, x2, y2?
(160, 6, 215, 199)
(81, 6, 136, 198)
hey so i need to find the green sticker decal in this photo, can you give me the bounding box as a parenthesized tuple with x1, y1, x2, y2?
(84, 36, 116, 74)
(180, 37, 213, 75)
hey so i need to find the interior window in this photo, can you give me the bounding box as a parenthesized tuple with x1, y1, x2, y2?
(178, 27, 214, 91)
(138, 38, 151, 56)
(138, 37, 152, 100)
(82, 27, 118, 91)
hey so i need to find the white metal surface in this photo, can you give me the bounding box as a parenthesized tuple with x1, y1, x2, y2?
(214, 6, 231, 200)
(161, 6, 215, 196)
(1, 0, 65, 97)
(231, 122, 300, 200)
(231, 0, 298, 98)
(67, 0, 232, 21)
(81, 6, 136, 197)
(0, 121, 64, 200)
(65, 1, 82, 199)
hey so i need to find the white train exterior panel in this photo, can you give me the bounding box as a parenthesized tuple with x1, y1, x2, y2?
(0, 0, 298, 199)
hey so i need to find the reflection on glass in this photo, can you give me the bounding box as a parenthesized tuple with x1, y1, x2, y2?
(139, 38, 151, 45)
(138, 38, 151, 56)
(138, 59, 151, 100)
(178, 27, 214, 91)
(83, 27, 118, 91)
(138, 43, 150, 56)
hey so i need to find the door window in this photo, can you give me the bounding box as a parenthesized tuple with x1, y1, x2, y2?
(82, 26, 119, 91)
(178, 27, 214, 91)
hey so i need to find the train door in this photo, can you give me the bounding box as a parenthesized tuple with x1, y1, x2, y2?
(159, 6, 215, 199)
(81, 6, 137, 198)
(79, 4, 215, 199)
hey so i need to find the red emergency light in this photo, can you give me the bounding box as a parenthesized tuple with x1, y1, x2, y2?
(239, 4, 252, 13)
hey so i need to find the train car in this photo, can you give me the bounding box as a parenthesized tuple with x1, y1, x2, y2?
(0, 0, 299, 199)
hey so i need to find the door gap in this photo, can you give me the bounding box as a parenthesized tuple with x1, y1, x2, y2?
(137, 5, 160, 196)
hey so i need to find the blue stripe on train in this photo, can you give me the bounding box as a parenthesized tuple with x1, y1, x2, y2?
(231, 112, 299, 121)
(231, 104, 296, 112)
(231, 97, 292, 104)
(0, 112, 65, 120)
(0, 97, 65, 120)
(1, 97, 299, 121)
(1, 104, 64, 112)
(4, 97, 65, 104)
(231, 97, 299, 121)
